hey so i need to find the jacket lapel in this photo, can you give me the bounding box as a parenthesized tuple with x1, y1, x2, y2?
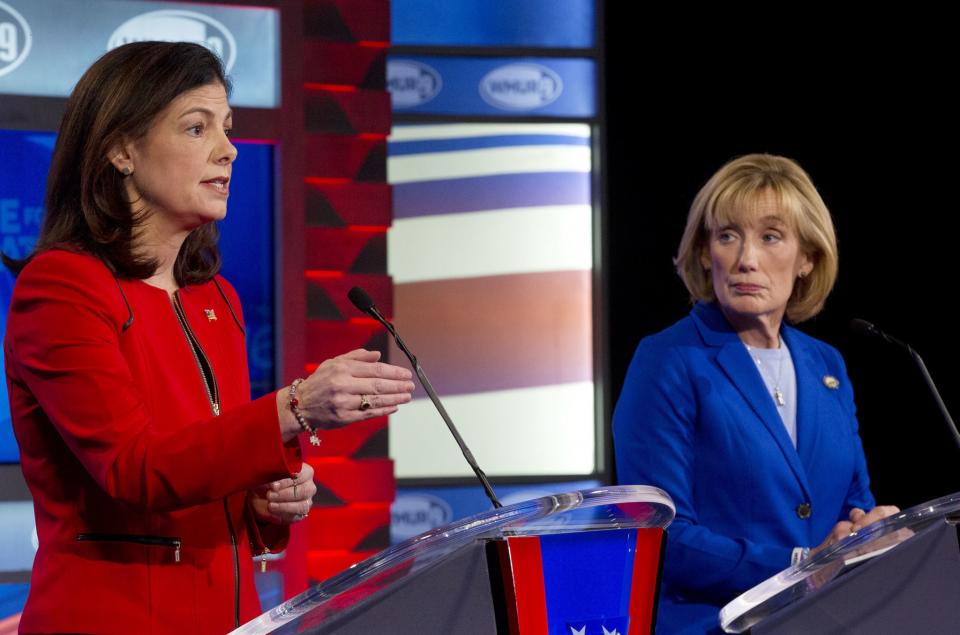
(692, 303, 813, 500)
(782, 326, 822, 473)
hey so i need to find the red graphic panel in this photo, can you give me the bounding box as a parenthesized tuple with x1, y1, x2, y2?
(312, 457, 395, 505)
(304, 226, 386, 271)
(306, 320, 386, 364)
(307, 549, 381, 583)
(627, 528, 666, 635)
(307, 503, 390, 550)
(303, 41, 386, 87)
(306, 273, 393, 320)
(305, 134, 386, 180)
(304, 416, 388, 459)
(304, 0, 390, 42)
(305, 87, 391, 135)
(507, 536, 549, 634)
(305, 180, 392, 227)
(299, 0, 392, 596)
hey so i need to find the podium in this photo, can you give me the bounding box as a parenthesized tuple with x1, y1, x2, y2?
(721, 491, 960, 633)
(232, 485, 675, 635)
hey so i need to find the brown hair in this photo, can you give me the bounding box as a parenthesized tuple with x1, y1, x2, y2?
(4, 41, 232, 285)
(674, 153, 839, 323)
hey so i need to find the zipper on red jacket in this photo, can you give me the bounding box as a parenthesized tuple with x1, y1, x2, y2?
(223, 498, 241, 628)
(171, 291, 220, 415)
(76, 533, 182, 562)
(171, 291, 240, 627)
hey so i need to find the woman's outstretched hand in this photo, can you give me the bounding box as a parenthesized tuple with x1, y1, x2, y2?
(277, 349, 415, 442)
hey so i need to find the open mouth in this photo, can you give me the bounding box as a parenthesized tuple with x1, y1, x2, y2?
(202, 177, 230, 193)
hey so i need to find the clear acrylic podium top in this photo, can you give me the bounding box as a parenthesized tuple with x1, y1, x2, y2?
(720, 491, 960, 633)
(232, 485, 675, 634)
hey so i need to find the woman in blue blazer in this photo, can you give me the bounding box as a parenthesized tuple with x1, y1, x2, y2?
(613, 154, 897, 634)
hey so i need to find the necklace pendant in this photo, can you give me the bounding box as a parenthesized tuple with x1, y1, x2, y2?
(774, 389, 785, 407)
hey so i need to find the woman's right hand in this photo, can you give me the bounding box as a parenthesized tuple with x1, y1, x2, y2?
(810, 505, 901, 557)
(277, 348, 415, 442)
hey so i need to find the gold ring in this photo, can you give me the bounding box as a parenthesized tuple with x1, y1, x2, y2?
(293, 483, 298, 499)
(359, 394, 372, 411)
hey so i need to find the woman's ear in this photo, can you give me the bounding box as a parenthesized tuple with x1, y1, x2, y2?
(798, 251, 814, 278)
(107, 142, 134, 176)
(700, 249, 711, 272)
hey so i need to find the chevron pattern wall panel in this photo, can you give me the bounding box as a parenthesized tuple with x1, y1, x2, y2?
(301, 0, 394, 585)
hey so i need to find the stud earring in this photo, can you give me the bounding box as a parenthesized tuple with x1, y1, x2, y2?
(121, 166, 132, 176)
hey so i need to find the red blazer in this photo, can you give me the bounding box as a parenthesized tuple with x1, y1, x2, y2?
(4, 250, 301, 635)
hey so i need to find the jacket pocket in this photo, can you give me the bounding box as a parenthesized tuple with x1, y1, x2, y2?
(76, 532, 182, 562)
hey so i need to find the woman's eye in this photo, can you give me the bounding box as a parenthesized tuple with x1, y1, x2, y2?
(224, 128, 233, 137)
(717, 231, 736, 243)
(763, 232, 783, 243)
(187, 124, 203, 136)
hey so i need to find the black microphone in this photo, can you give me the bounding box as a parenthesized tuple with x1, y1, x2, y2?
(347, 286, 502, 508)
(851, 318, 960, 450)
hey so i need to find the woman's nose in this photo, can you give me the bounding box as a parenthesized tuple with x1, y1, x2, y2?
(737, 239, 759, 271)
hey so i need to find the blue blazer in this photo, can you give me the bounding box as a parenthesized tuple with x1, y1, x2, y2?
(613, 303, 874, 634)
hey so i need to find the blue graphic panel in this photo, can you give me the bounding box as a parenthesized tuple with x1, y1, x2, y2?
(388, 56, 595, 117)
(0, 130, 50, 464)
(0, 583, 30, 620)
(0, 130, 275, 463)
(217, 142, 275, 398)
(540, 529, 637, 634)
(392, 0, 595, 48)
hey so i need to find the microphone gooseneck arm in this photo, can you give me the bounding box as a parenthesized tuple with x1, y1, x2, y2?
(348, 287, 502, 509)
(851, 318, 960, 451)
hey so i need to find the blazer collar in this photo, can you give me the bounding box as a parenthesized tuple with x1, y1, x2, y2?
(690, 302, 813, 499)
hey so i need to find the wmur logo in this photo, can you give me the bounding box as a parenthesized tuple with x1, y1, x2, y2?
(390, 493, 453, 543)
(479, 63, 563, 111)
(108, 10, 237, 71)
(0, 1, 32, 79)
(387, 59, 442, 108)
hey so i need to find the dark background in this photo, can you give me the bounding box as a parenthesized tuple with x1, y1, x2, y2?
(604, 12, 959, 509)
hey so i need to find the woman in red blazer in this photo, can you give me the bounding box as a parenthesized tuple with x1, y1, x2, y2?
(3, 42, 415, 635)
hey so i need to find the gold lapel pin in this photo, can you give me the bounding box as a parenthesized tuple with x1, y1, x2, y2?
(823, 375, 839, 389)
(204, 309, 218, 322)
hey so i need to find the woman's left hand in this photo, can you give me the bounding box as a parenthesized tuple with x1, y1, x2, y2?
(250, 462, 317, 525)
(848, 505, 900, 533)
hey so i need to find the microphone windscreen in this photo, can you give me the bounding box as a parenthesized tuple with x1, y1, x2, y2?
(850, 318, 878, 337)
(347, 286, 376, 312)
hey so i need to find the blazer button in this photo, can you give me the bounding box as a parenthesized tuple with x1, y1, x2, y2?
(796, 503, 812, 519)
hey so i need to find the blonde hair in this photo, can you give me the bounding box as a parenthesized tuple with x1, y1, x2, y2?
(675, 153, 838, 323)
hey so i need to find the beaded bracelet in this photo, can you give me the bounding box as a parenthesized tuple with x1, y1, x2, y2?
(289, 378, 320, 446)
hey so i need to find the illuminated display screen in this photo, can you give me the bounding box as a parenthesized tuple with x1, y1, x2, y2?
(0, 0, 279, 108)
(387, 123, 595, 478)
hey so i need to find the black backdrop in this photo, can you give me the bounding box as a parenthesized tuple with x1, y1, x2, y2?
(604, 11, 959, 509)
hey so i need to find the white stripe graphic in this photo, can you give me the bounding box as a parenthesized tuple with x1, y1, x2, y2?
(387, 205, 592, 284)
(388, 145, 591, 184)
(390, 122, 591, 142)
(390, 382, 596, 478)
